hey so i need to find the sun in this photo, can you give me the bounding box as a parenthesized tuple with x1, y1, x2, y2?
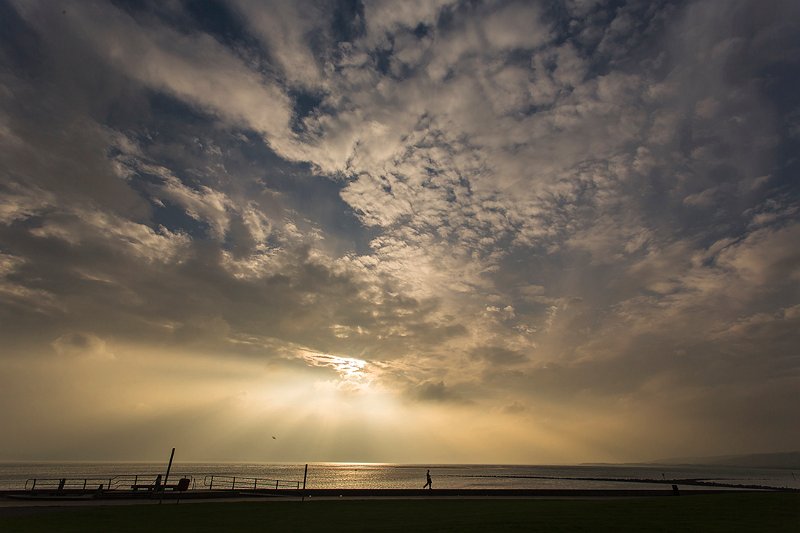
(300, 350, 374, 389)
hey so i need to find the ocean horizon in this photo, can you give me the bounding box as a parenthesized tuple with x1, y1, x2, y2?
(2, 462, 797, 492)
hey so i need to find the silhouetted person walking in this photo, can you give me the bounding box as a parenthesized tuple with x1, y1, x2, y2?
(423, 469, 432, 490)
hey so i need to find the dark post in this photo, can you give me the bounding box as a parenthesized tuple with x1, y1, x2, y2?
(302, 464, 308, 501)
(164, 447, 176, 488)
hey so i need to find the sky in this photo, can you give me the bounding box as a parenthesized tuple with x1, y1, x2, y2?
(0, 0, 798, 464)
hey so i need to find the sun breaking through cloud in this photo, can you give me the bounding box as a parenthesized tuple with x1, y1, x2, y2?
(0, 0, 798, 463)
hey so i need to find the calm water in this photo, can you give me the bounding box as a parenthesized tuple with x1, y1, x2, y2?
(0, 462, 797, 491)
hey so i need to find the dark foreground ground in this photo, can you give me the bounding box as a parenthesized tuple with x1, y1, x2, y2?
(1, 493, 798, 532)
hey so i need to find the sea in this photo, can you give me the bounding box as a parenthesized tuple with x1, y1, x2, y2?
(1, 462, 798, 492)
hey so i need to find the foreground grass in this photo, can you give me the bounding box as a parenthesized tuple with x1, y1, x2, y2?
(1, 493, 798, 532)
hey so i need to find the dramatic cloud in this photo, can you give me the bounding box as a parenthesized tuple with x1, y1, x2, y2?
(0, 0, 798, 463)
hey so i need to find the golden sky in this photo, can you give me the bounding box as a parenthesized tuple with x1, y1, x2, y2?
(0, 0, 799, 463)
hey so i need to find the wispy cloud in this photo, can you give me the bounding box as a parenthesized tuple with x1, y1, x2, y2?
(1, 0, 798, 461)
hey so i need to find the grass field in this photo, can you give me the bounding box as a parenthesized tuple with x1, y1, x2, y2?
(1, 493, 798, 532)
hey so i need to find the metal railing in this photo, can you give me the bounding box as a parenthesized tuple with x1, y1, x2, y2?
(25, 474, 196, 491)
(25, 477, 113, 491)
(203, 475, 301, 491)
(23, 473, 302, 492)
(110, 474, 196, 491)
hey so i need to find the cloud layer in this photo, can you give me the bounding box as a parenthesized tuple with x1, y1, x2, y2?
(1, 0, 798, 462)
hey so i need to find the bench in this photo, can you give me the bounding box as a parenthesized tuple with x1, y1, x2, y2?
(132, 474, 161, 491)
(131, 478, 190, 492)
(165, 478, 191, 491)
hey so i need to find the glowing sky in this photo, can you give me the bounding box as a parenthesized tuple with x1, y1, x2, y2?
(1, 0, 799, 463)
